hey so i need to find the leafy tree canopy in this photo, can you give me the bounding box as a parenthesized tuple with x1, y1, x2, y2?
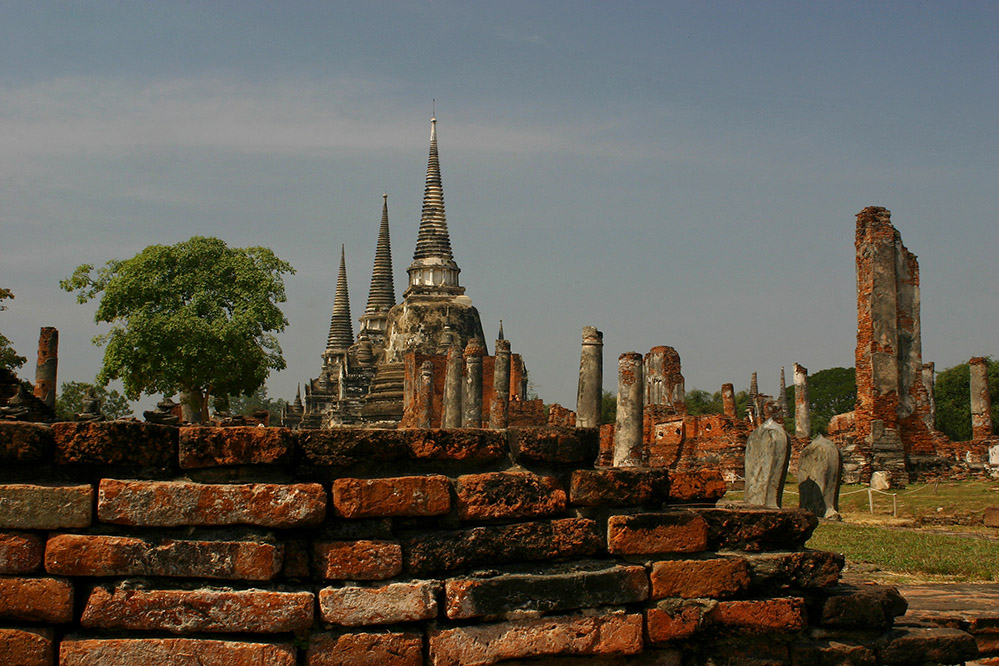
(601, 390, 617, 425)
(60, 237, 295, 421)
(55, 381, 133, 421)
(785, 366, 856, 437)
(0, 288, 27, 371)
(934, 358, 999, 442)
(685, 388, 749, 418)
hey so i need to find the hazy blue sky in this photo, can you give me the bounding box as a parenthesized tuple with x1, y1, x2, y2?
(2, 1, 997, 413)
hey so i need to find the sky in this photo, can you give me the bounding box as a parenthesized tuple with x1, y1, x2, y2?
(1, 1, 997, 415)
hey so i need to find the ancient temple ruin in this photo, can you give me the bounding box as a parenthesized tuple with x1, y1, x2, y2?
(284, 117, 535, 429)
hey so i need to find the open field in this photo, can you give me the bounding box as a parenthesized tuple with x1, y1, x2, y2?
(725, 479, 999, 582)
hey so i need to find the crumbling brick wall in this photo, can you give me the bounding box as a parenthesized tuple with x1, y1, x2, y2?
(0, 421, 980, 665)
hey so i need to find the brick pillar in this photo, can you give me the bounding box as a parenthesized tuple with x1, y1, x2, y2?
(794, 363, 810, 439)
(970, 357, 992, 439)
(721, 383, 737, 419)
(33, 327, 58, 409)
(921, 362, 936, 430)
(575, 326, 603, 428)
(417, 361, 434, 429)
(441, 346, 463, 428)
(462, 340, 485, 428)
(489, 339, 511, 429)
(613, 352, 644, 467)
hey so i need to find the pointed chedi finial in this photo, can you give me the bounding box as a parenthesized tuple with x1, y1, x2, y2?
(327, 244, 354, 351)
(364, 194, 396, 315)
(497, 320, 504, 341)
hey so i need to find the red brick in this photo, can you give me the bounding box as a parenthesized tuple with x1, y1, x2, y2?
(790, 640, 876, 666)
(179, 426, 294, 468)
(650, 558, 750, 599)
(45, 534, 281, 580)
(455, 472, 566, 521)
(0, 628, 53, 666)
(607, 511, 708, 555)
(51, 421, 176, 470)
(332, 475, 450, 518)
(404, 518, 602, 576)
(306, 632, 422, 666)
(876, 627, 979, 665)
(60, 638, 296, 666)
(0, 484, 92, 529)
(744, 550, 844, 590)
(81, 586, 314, 633)
(507, 427, 598, 464)
(0, 576, 73, 623)
(315, 540, 402, 580)
(646, 602, 709, 643)
(569, 468, 669, 507)
(319, 581, 438, 625)
(405, 429, 506, 463)
(0, 531, 44, 573)
(429, 613, 644, 666)
(696, 507, 817, 552)
(0, 422, 53, 463)
(298, 429, 409, 468)
(668, 469, 727, 502)
(707, 598, 807, 634)
(97, 479, 325, 528)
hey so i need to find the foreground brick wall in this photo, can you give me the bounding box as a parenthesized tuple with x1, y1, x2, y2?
(0, 421, 980, 666)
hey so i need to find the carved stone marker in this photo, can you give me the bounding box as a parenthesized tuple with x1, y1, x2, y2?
(990, 444, 999, 467)
(744, 419, 791, 507)
(870, 470, 891, 491)
(798, 436, 842, 520)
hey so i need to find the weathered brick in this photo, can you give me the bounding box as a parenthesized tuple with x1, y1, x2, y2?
(569, 468, 669, 507)
(668, 468, 727, 502)
(298, 429, 409, 468)
(507, 427, 599, 465)
(455, 472, 566, 521)
(646, 601, 712, 643)
(697, 507, 817, 551)
(405, 428, 506, 463)
(650, 558, 750, 599)
(707, 598, 807, 634)
(45, 534, 282, 580)
(179, 426, 293, 468)
(97, 479, 326, 528)
(607, 511, 708, 555)
(0, 484, 92, 529)
(811, 584, 907, 629)
(60, 638, 296, 666)
(81, 586, 314, 633)
(744, 550, 844, 590)
(306, 632, 423, 666)
(0, 576, 73, 623)
(0, 531, 44, 573)
(445, 564, 648, 619)
(0, 628, 53, 666)
(332, 475, 450, 518)
(319, 581, 438, 625)
(0, 422, 53, 463)
(429, 613, 644, 666)
(51, 421, 176, 470)
(790, 639, 876, 666)
(315, 540, 403, 580)
(404, 518, 602, 576)
(876, 627, 979, 665)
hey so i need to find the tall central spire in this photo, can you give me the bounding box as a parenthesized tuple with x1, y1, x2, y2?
(405, 115, 463, 298)
(326, 245, 354, 351)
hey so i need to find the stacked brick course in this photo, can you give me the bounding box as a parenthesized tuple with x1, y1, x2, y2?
(0, 421, 980, 665)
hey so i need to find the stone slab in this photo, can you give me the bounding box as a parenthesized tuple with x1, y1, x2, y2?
(0, 484, 92, 529)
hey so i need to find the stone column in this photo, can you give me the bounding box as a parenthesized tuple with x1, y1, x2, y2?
(778, 366, 788, 422)
(921, 362, 936, 430)
(721, 383, 737, 419)
(970, 357, 992, 439)
(748, 371, 759, 422)
(489, 339, 511, 429)
(418, 361, 434, 429)
(613, 352, 644, 467)
(462, 340, 485, 428)
(441, 346, 463, 428)
(32, 327, 58, 409)
(794, 363, 810, 439)
(575, 326, 603, 428)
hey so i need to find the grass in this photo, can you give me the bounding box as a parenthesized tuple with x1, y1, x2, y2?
(725, 478, 999, 582)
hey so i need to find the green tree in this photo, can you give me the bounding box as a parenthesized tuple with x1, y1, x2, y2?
(55, 381, 133, 420)
(214, 385, 288, 423)
(61, 237, 295, 422)
(685, 388, 721, 415)
(935, 359, 999, 442)
(784, 366, 857, 436)
(0, 288, 27, 371)
(600, 390, 617, 425)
